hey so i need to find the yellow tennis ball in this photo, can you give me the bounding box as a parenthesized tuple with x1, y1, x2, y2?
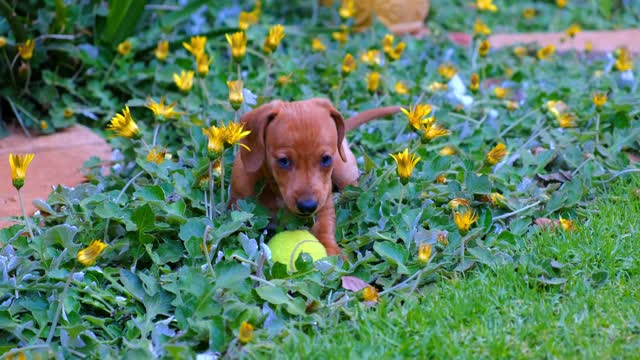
(267, 230, 328, 271)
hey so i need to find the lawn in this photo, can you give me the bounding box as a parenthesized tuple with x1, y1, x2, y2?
(255, 177, 640, 359)
(1, 0, 639, 359)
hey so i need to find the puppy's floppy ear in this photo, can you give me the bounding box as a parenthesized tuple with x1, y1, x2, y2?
(239, 101, 282, 172)
(310, 98, 347, 162)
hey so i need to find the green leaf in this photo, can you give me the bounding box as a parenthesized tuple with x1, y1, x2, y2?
(373, 241, 410, 274)
(132, 204, 155, 232)
(103, 0, 148, 45)
(465, 172, 492, 194)
(255, 286, 305, 316)
(214, 262, 250, 290)
(134, 185, 166, 203)
(120, 269, 145, 301)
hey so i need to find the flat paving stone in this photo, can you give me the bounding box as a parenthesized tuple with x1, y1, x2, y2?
(0, 125, 111, 229)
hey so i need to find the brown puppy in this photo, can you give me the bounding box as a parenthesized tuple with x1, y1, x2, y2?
(229, 98, 400, 255)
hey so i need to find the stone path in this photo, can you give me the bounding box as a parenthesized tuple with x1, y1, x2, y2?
(0, 125, 111, 228)
(448, 29, 639, 53)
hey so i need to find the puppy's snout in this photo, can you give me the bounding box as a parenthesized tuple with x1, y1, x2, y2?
(296, 199, 318, 214)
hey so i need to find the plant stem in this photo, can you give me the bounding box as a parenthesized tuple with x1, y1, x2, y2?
(103, 170, 144, 242)
(2, 49, 16, 87)
(208, 160, 216, 221)
(595, 112, 600, 148)
(220, 150, 226, 207)
(17, 189, 34, 238)
(493, 200, 542, 220)
(46, 265, 76, 344)
(152, 123, 161, 147)
(203, 225, 215, 278)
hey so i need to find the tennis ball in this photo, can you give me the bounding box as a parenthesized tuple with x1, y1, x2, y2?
(267, 230, 328, 271)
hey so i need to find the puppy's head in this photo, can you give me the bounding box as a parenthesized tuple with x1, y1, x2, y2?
(239, 98, 346, 215)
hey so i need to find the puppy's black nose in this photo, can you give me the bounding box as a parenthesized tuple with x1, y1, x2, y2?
(297, 199, 318, 214)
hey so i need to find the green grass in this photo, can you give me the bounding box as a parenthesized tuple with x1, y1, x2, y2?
(247, 176, 640, 359)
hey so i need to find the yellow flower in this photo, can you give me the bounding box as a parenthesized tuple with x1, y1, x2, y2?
(390, 148, 420, 184)
(473, 19, 491, 36)
(263, 24, 285, 54)
(556, 0, 567, 8)
(332, 25, 349, 45)
(436, 231, 449, 245)
(360, 49, 382, 66)
(401, 104, 433, 130)
(196, 53, 212, 76)
(342, 53, 357, 75)
(18, 39, 35, 60)
(476, 0, 497, 12)
(173, 70, 194, 92)
(238, 10, 259, 30)
(146, 148, 166, 164)
(493, 87, 507, 99)
(224, 122, 251, 151)
(546, 100, 567, 118)
(592, 93, 607, 108)
(437, 63, 456, 80)
(227, 80, 244, 110)
(395, 81, 409, 95)
(0, 36, 6, 48)
(312, 38, 326, 52)
(362, 285, 380, 302)
(422, 122, 450, 141)
(40, 120, 49, 130)
(559, 217, 575, 231)
(77, 240, 108, 266)
(614, 47, 633, 72)
(107, 106, 139, 138)
(537, 44, 555, 60)
(448, 198, 470, 209)
(453, 207, 478, 234)
(183, 36, 206, 58)
(505, 100, 519, 111)
(565, 24, 581, 38)
(238, 321, 254, 344)
(339, 0, 355, 19)
(418, 243, 432, 263)
(513, 46, 528, 57)
(146, 97, 181, 121)
(117, 40, 132, 56)
(387, 42, 405, 62)
(585, 41, 593, 53)
(226, 31, 247, 62)
(382, 34, 394, 53)
(470, 73, 480, 92)
(277, 74, 291, 86)
(64, 108, 74, 118)
(486, 142, 508, 165)
(202, 125, 226, 155)
(366, 71, 380, 94)
(427, 82, 448, 92)
(522, 8, 536, 19)
(9, 153, 35, 190)
(153, 40, 168, 61)
(489, 192, 507, 207)
(439, 145, 456, 156)
(478, 40, 490, 57)
(557, 113, 577, 128)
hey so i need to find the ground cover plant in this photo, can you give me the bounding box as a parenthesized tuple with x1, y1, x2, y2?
(1, 0, 639, 358)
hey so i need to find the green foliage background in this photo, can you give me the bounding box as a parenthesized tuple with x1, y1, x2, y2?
(1, 0, 639, 358)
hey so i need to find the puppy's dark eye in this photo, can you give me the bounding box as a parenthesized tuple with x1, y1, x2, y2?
(276, 157, 291, 169)
(320, 155, 333, 167)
